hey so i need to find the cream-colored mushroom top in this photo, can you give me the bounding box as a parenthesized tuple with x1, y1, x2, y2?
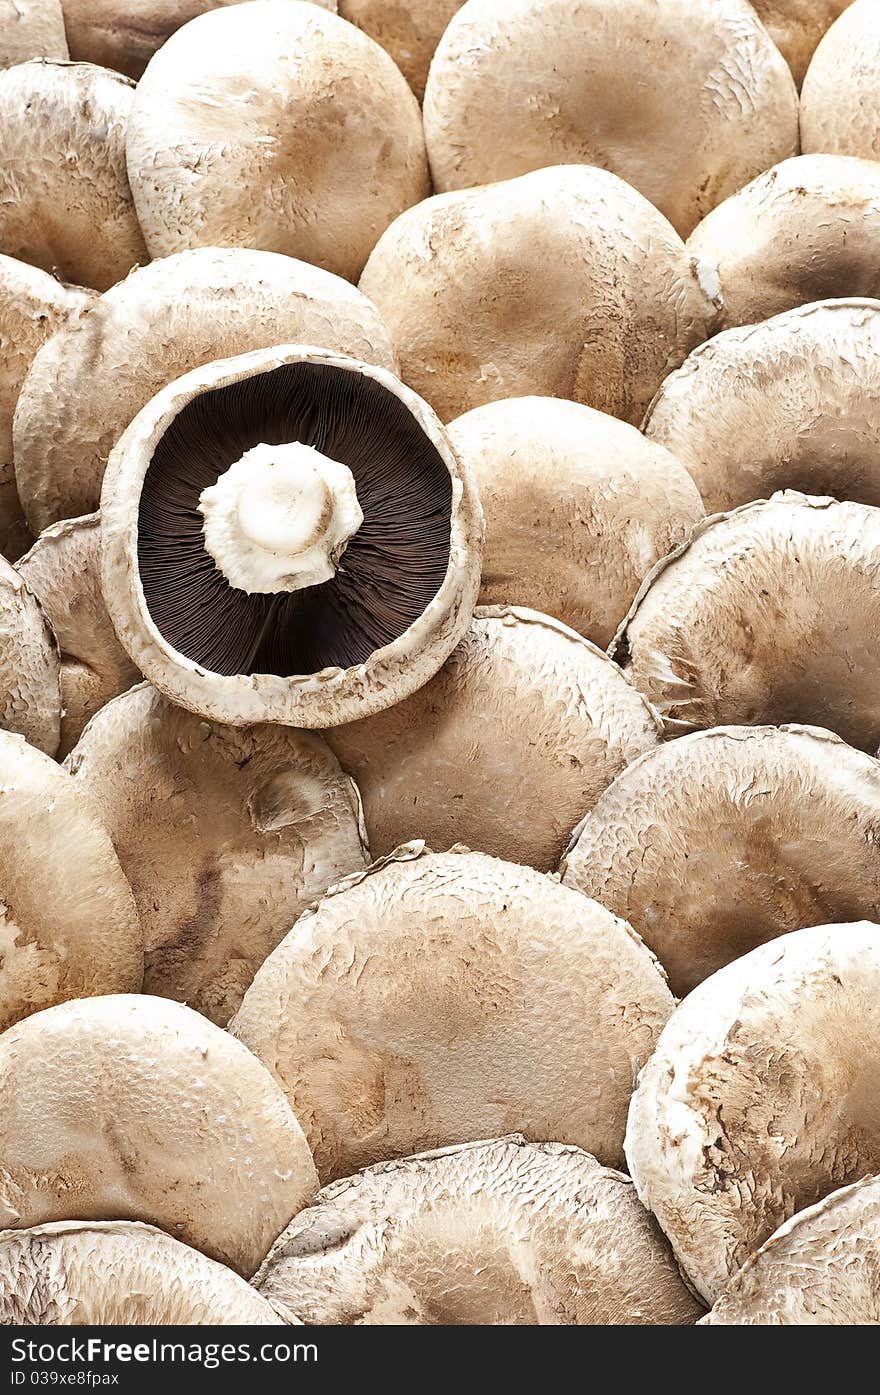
(0, 553, 61, 755)
(0, 0, 68, 69)
(802, 0, 880, 159)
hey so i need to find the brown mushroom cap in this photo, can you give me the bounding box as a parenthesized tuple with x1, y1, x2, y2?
(801, 0, 880, 159)
(422, 0, 798, 238)
(0, 993, 317, 1276)
(0, 1220, 287, 1325)
(751, 1, 854, 87)
(643, 300, 880, 513)
(0, 61, 147, 291)
(255, 1136, 703, 1326)
(338, 1, 462, 102)
(13, 247, 397, 534)
(358, 165, 716, 426)
(615, 492, 880, 752)
(125, 0, 429, 282)
(65, 682, 369, 1025)
(0, 0, 68, 67)
(0, 552, 61, 754)
(447, 398, 703, 647)
(327, 606, 661, 872)
(626, 922, 880, 1303)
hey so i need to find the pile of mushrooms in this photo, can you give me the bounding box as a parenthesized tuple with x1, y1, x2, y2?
(2, 0, 880, 1330)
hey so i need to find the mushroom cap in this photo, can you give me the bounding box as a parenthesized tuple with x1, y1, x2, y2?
(0, 61, 147, 291)
(231, 842, 675, 1181)
(447, 398, 703, 647)
(0, 993, 317, 1277)
(0, 730, 141, 1031)
(338, 1, 462, 102)
(560, 724, 880, 997)
(615, 492, 880, 752)
(750, 1, 854, 87)
(100, 343, 482, 729)
(700, 1176, 880, 1325)
(0, 1220, 286, 1325)
(126, 0, 429, 282)
(0, 0, 68, 67)
(255, 1136, 703, 1326)
(686, 155, 880, 329)
(643, 300, 880, 513)
(65, 682, 369, 1025)
(358, 165, 716, 426)
(327, 607, 661, 872)
(13, 246, 397, 534)
(0, 551, 61, 754)
(626, 922, 880, 1303)
(422, 0, 798, 238)
(802, 0, 880, 160)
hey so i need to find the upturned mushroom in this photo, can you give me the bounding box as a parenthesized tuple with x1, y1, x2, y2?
(100, 343, 482, 729)
(615, 492, 880, 752)
(801, 0, 880, 159)
(0, 555, 60, 754)
(338, 1, 462, 102)
(327, 607, 661, 871)
(13, 247, 397, 533)
(422, 0, 798, 237)
(0, 994, 317, 1276)
(125, 0, 429, 282)
(643, 301, 880, 513)
(560, 725, 880, 996)
(358, 165, 717, 425)
(750, 2, 854, 87)
(254, 1137, 704, 1326)
(0, 0, 68, 67)
(0, 61, 147, 291)
(66, 682, 368, 1024)
(447, 398, 703, 647)
(0, 1221, 287, 1325)
(625, 922, 880, 1303)
(231, 843, 674, 1181)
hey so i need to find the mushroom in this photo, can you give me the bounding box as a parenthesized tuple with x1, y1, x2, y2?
(0, 993, 317, 1276)
(125, 0, 429, 282)
(0, 1221, 287, 1325)
(0, 61, 147, 291)
(446, 398, 703, 647)
(0, 255, 92, 560)
(700, 1177, 880, 1325)
(100, 343, 483, 729)
(254, 1136, 704, 1326)
(625, 922, 880, 1303)
(802, 0, 880, 160)
(13, 247, 397, 533)
(338, 1, 462, 102)
(65, 682, 369, 1025)
(0, 0, 68, 67)
(686, 155, 880, 329)
(750, 1, 854, 87)
(560, 724, 880, 997)
(614, 492, 880, 752)
(327, 607, 661, 871)
(358, 165, 717, 425)
(230, 842, 675, 1181)
(643, 301, 880, 513)
(422, 0, 798, 238)
(0, 554, 61, 754)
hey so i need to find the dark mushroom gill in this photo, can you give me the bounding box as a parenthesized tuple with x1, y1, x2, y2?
(137, 361, 453, 676)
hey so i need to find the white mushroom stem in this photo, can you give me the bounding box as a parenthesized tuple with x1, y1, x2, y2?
(198, 442, 363, 595)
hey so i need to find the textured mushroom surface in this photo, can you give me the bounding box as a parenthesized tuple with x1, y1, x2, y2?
(0, 1221, 285, 1325)
(231, 844, 674, 1181)
(126, 0, 429, 282)
(0, 61, 147, 291)
(255, 1137, 703, 1326)
(561, 725, 880, 997)
(751, 1, 854, 86)
(13, 247, 397, 534)
(0, 994, 317, 1276)
(0, 553, 61, 754)
(66, 683, 368, 1025)
(0, 0, 68, 67)
(447, 398, 703, 647)
(423, 0, 798, 237)
(339, 1, 462, 101)
(616, 492, 880, 751)
(358, 165, 716, 426)
(801, 0, 880, 159)
(626, 922, 880, 1303)
(328, 607, 661, 871)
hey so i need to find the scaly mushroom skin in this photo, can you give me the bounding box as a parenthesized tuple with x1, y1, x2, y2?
(0, 61, 147, 291)
(802, 0, 880, 159)
(0, 994, 317, 1277)
(126, 0, 429, 282)
(0, 1221, 286, 1325)
(338, 1, 462, 102)
(359, 165, 717, 426)
(423, 0, 798, 238)
(447, 398, 703, 647)
(231, 843, 674, 1181)
(0, 0, 68, 67)
(0, 554, 61, 754)
(66, 682, 369, 1025)
(255, 1137, 704, 1326)
(751, 1, 854, 87)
